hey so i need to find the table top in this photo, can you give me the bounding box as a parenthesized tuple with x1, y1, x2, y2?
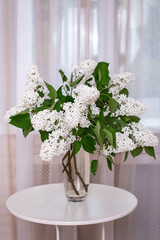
(6, 183, 137, 226)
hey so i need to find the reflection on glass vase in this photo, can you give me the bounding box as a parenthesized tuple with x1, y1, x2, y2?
(62, 146, 90, 202)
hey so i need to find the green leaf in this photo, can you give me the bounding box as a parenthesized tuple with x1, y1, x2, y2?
(116, 119, 126, 129)
(53, 101, 61, 112)
(65, 84, 70, 92)
(45, 81, 57, 101)
(129, 116, 140, 123)
(16, 109, 29, 115)
(22, 126, 33, 138)
(92, 62, 110, 89)
(42, 99, 53, 106)
(144, 146, 156, 159)
(73, 140, 81, 156)
(39, 131, 50, 142)
(107, 156, 114, 171)
(31, 99, 53, 113)
(71, 72, 73, 81)
(109, 97, 118, 113)
(91, 160, 98, 176)
(100, 129, 106, 142)
(34, 106, 49, 113)
(85, 78, 93, 84)
(121, 116, 131, 122)
(99, 110, 105, 127)
(10, 113, 32, 129)
(85, 83, 92, 87)
(57, 86, 63, 99)
(104, 115, 117, 127)
(119, 88, 129, 97)
(124, 151, 129, 162)
(38, 91, 45, 98)
(96, 99, 104, 108)
(59, 69, 67, 82)
(101, 88, 109, 95)
(83, 126, 96, 137)
(103, 127, 116, 148)
(81, 135, 96, 154)
(93, 121, 103, 148)
(76, 127, 85, 136)
(59, 96, 66, 104)
(131, 146, 143, 158)
(65, 96, 74, 103)
(98, 68, 101, 83)
(100, 93, 109, 102)
(70, 75, 84, 87)
(103, 129, 113, 146)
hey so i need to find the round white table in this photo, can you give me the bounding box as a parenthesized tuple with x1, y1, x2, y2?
(6, 183, 137, 240)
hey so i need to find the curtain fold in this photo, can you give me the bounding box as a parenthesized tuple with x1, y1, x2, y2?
(0, 1, 116, 240)
(0, 1, 17, 240)
(115, 1, 160, 240)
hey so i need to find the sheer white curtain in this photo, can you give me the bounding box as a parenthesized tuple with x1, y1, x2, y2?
(0, 0, 160, 240)
(0, 1, 116, 240)
(115, 1, 160, 240)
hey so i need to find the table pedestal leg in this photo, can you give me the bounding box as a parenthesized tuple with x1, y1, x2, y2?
(55, 225, 60, 240)
(101, 223, 105, 240)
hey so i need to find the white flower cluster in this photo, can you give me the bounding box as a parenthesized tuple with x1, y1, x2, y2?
(4, 64, 49, 122)
(63, 102, 89, 129)
(31, 110, 64, 132)
(122, 122, 158, 147)
(72, 59, 97, 85)
(72, 59, 97, 77)
(37, 84, 100, 161)
(103, 131, 136, 156)
(74, 85, 100, 104)
(23, 64, 49, 109)
(40, 129, 76, 161)
(4, 104, 26, 123)
(90, 103, 100, 115)
(115, 132, 137, 152)
(63, 85, 100, 129)
(112, 94, 146, 117)
(103, 122, 158, 157)
(109, 72, 134, 96)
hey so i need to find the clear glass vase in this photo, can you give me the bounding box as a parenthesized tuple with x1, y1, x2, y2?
(62, 147, 90, 202)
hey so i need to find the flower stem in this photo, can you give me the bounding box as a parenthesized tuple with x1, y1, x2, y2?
(73, 155, 89, 192)
(62, 150, 80, 195)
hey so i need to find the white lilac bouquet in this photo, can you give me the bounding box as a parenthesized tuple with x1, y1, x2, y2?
(4, 60, 158, 176)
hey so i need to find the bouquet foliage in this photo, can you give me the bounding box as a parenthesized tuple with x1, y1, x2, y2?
(5, 60, 158, 175)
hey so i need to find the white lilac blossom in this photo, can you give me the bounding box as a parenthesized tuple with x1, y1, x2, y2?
(122, 123, 158, 147)
(63, 102, 90, 129)
(90, 103, 100, 115)
(31, 110, 64, 132)
(109, 72, 134, 96)
(72, 59, 97, 77)
(72, 59, 97, 85)
(103, 131, 136, 156)
(115, 132, 136, 153)
(4, 64, 49, 122)
(62, 85, 100, 129)
(4, 104, 26, 123)
(23, 64, 49, 109)
(103, 145, 114, 156)
(112, 94, 146, 117)
(40, 129, 76, 161)
(32, 84, 100, 159)
(103, 122, 158, 157)
(74, 85, 100, 105)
